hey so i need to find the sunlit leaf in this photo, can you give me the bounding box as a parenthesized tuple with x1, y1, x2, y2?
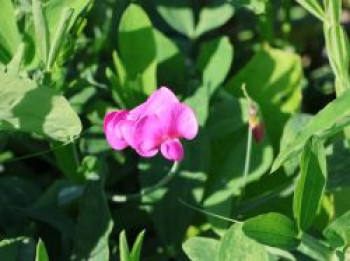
(0, 72, 82, 142)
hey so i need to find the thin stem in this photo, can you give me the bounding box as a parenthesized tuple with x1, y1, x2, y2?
(178, 198, 242, 224)
(110, 161, 180, 203)
(242, 125, 253, 196)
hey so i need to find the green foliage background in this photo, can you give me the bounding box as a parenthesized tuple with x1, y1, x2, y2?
(0, 0, 350, 260)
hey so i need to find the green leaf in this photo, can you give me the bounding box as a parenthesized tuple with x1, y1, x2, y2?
(296, 0, 325, 21)
(130, 230, 145, 261)
(73, 157, 113, 260)
(47, 8, 74, 69)
(156, 0, 196, 38)
(118, 4, 157, 106)
(0, 72, 82, 142)
(219, 223, 269, 261)
(243, 212, 300, 250)
(119, 231, 130, 261)
(182, 237, 220, 261)
(35, 239, 49, 261)
(272, 89, 350, 172)
(6, 43, 26, 76)
(293, 138, 327, 231)
(32, 0, 50, 64)
(0, 0, 21, 62)
(195, 1, 235, 37)
(280, 113, 312, 176)
(227, 45, 303, 149)
(197, 37, 234, 96)
(154, 29, 186, 89)
(323, 211, 350, 248)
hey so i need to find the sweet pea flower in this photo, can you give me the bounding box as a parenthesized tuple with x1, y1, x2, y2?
(104, 87, 198, 161)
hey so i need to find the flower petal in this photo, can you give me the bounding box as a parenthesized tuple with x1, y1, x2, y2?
(165, 103, 198, 140)
(103, 111, 129, 150)
(133, 114, 164, 157)
(129, 87, 179, 119)
(119, 120, 136, 147)
(160, 139, 184, 161)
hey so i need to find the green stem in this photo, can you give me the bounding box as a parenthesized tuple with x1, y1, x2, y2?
(242, 125, 253, 196)
(110, 161, 180, 203)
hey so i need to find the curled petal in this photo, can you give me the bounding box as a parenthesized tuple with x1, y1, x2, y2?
(165, 103, 198, 140)
(133, 114, 164, 157)
(103, 111, 129, 150)
(160, 139, 184, 161)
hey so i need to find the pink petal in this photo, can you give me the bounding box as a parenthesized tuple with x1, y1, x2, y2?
(119, 120, 136, 147)
(160, 139, 184, 161)
(162, 103, 198, 140)
(103, 111, 129, 150)
(129, 87, 179, 119)
(133, 114, 164, 157)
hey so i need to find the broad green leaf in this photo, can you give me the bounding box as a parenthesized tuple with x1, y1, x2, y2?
(182, 237, 220, 261)
(219, 223, 269, 261)
(156, 0, 196, 38)
(296, 0, 325, 21)
(0, 72, 82, 142)
(35, 239, 49, 261)
(323, 211, 350, 248)
(130, 230, 145, 261)
(280, 113, 312, 176)
(118, 4, 157, 106)
(32, 0, 50, 64)
(227, 45, 302, 149)
(139, 131, 210, 248)
(293, 138, 327, 231)
(197, 37, 234, 96)
(195, 1, 235, 37)
(0, 0, 21, 62)
(154, 29, 186, 89)
(243, 212, 300, 250)
(73, 157, 113, 260)
(272, 89, 350, 172)
(119, 231, 130, 261)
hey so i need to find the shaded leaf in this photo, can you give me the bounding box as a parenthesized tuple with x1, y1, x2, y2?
(293, 138, 327, 231)
(243, 212, 299, 250)
(272, 89, 350, 172)
(118, 4, 157, 106)
(323, 211, 350, 248)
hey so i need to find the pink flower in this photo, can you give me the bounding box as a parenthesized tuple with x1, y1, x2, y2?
(104, 87, 198, 161)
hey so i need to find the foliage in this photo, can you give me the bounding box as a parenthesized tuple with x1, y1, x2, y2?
(0, 0, 350, 260)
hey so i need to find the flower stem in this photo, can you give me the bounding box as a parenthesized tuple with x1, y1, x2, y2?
(110, 161, 180, 203)
(242, 125, 253, 197)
